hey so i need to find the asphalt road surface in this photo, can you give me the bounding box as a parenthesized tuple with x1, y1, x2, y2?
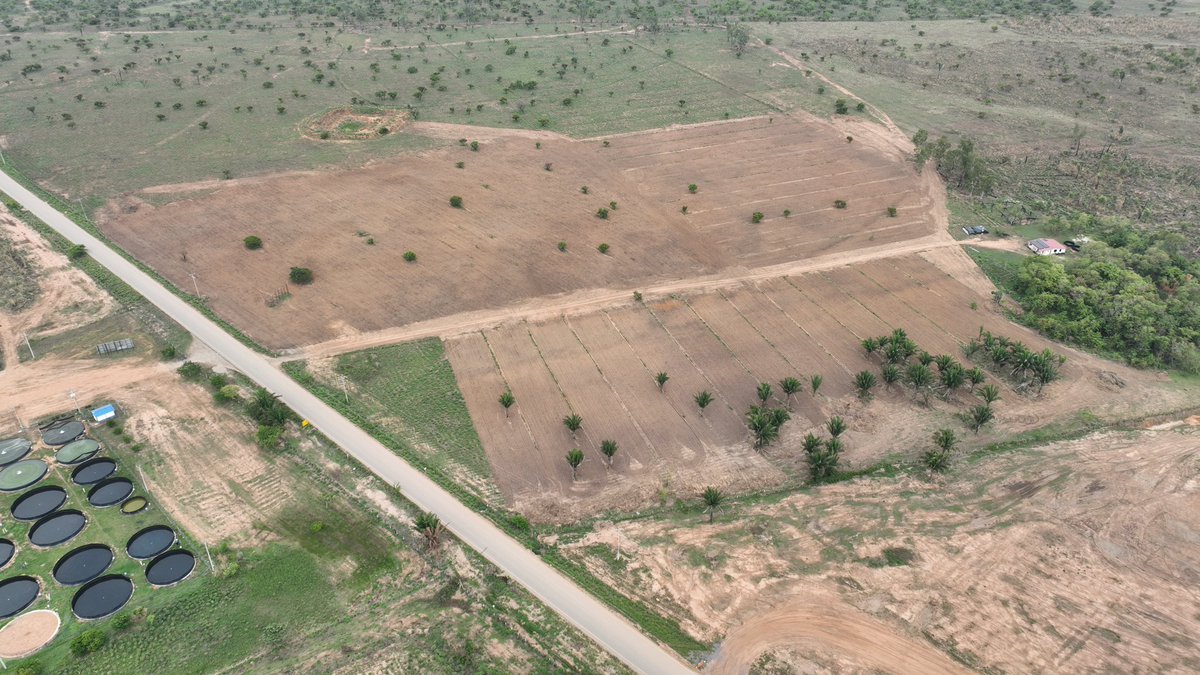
(0, 171, 695, 675)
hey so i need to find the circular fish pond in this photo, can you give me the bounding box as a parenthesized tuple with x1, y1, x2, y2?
(0, 439, 32, 467)
(71, 575, 132, 620)
(145, 550, 196, 587)
(11, 486, 68, 521)
(120, 496, 148, 515)
(40, 421, 84, 447)
(0, 577, 40, 619)
(0, 461, 48, 493)
(29, 510, 86, 548)
(53, 544, 114, 586)
(55, 439, 99, 465)
(126, 525, 175, 560)
(0, 540, 13, 570)
(87, 478, 133, 508)
(70, 458, 116, 486)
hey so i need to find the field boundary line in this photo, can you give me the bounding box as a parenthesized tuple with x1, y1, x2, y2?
(642, 302, 740, 417)
(759, 280, 853, 380)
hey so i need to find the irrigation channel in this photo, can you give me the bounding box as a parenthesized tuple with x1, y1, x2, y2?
(145, 550, 196, 586)
(72, 575, 133, 620)
(0, 577, 40, 618)
(53, 544, 115, 586)
(55, 439, 99, 465)
(11, 485, 68, 520)
(126, 525, 175, 560)
(0, 438, 32, 466)
(29, 510, 87, 547)
(40, 420, 84, 447)
(0, 460, 48, 492)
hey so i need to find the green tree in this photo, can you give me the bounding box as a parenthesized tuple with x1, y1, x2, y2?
(600, 439, 618, 467)
(566, 448, 585, 480)
(880, 363, 900, 388)
(449, 195, 463, 208)
(702, 486, 724, 523)
(563, 413, 583, 436)
(751, 211, 764, 224)
(498, 390, 515, 417)
(756, 382, 773, 404)
(694, 390, 713, 414)
(655, 371, 670, 391)
(861, 337, 879, 359)
(967, 404, 994, 433)
(802, 433, 822, 455)
(854, 370, 877, 400)
(779, 377, 802, 407)
(70, 629, 107, 656)
(414, 511, 445, 549)
(905, 363, 934, 404)
(808, 438, 841, 482)
(289, 267, 313, 284)
(979, 384, 1001, 406)
(966, 367, 986, 391)
(726, 23, 750, 55)
(826, 416, 847, 438)
(810, 374, 823, 396)
(247, 389, 289, 426)
(243, 235, 262, 250)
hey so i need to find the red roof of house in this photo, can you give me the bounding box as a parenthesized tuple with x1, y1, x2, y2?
(1030, 238, 1065, 250)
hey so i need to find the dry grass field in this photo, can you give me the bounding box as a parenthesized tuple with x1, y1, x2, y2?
(97, 113, 939, 349)
(445, 248, 1185, 520)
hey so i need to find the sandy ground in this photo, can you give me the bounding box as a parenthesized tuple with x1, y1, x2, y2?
(0, 610, 60, 659)
(562, 426, 1200, 673)
(99, 112, 939, 349)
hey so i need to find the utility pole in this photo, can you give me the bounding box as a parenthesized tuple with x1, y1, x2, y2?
(22, 332, 34, 361)
(67, 390, 82, 418)
(77, 198, 91, 225)
(188, 272, 200, 298)
(338, 374, 349, 404)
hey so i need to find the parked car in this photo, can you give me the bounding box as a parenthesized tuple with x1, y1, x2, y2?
(1064, 240, 1082, 251)
(962, 226, 988, 236)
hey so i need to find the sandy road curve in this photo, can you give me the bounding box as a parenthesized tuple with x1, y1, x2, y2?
(707, 595, 968, 675)
(0, 172, 695, 675)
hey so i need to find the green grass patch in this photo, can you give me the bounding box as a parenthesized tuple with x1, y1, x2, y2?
(964, 246, 1025, 296)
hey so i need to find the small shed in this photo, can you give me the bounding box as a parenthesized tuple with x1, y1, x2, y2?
(1027, 238, 1067, 256)
(91, 404, 117, 423)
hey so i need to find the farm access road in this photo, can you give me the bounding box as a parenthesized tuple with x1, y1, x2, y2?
(0, 171, 695, 675)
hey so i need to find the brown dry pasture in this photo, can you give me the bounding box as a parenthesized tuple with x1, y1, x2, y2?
(98, 114, 939, 349)
(560, 426, 1200, 674)
(445, 248, 1185, 521)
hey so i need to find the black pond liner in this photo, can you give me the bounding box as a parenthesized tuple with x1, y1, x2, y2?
(87, 478, 133, 508)
(120, 496, 148, 515)
(145, 549, 196, 587)
(72, 575, 133, 620)
(40, 420, 85, 447)
(0, 540, 13, 569)
(0, 576, 40, 619)
(53, 544, 114, 586)
(0, 438, 32, 466)
(29, 510, 87, 547)
(126, 525, 175, 560)
(71, 458, 117, 486)
(11, 485, 68, 521)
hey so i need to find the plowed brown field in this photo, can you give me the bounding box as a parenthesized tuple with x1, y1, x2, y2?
(99, 114, 938, 349)
(446, 253, 1180, 520)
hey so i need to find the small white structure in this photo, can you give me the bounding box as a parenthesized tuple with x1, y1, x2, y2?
(1027, 238, 1067, 256)
(91, 404, 117, 423)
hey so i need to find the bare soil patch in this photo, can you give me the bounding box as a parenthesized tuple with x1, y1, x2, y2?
(0, 610, 60, 659)
(301, 107, 410, 141)
(99, 113, 937, 349)
(448, 250, 1186, 521)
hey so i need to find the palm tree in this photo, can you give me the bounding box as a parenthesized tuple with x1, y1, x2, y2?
(414, 511, 445, 549)
(853, 371, 877, 400)
(565, 448, 585, 480)
(826, 416, 847, 438)
(802, 433, 822, 454)
(966, 367, 986, 391)
(934, 354, 954, 372)
(861, 337, 879, 359)
(978, 384, 1001, 406)
(808, 438, 842, 481)
(694, 390, 713, 414)
(940, 365, 965, 394)
(701, 486, 723, 523)
(880, 363, 900, 389)
(498, 390, 515, 417)
(779, 377, 801, 408)
(600, 439, 618, 467)
(655, 371, 669, 391)
(932, 428, 957, 452)
(746, 408, 780, 449)
(809, 374, 823, 396)
(756, 382, 773, 404)
(925, 428, 957, 472)
(563, 413, 583, 436)
(967, 404, 994, 433)
(905, 363, 934, 405)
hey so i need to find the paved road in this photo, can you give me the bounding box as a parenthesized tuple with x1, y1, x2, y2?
(0, 172, 695, 675)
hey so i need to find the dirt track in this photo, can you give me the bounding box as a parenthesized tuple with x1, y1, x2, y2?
(707, 595, 967, 674)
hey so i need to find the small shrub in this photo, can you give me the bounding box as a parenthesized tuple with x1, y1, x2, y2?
(856, 101, 865, 112)
(455, 161, 464, 169)
(67, 244, 87, 260)
(111, 613, 132, 630)
(378, 127, 389, 135)
(883, 547, 915, 566)
(687, 183, 698, 193)
(243, 235, 262, 250)
(470, 140, 480, 151)
(681, 205, 688, 214)
(557, 241, 567, 252)
(508, 514, 531, 532)
(176, 362, 203, 380)
(208, 373, 228, 388)
(597, 243, 610, 254)
(403, 251, 417, 262)
(70, 629, 107, 656)
(256, 425, 283, 452)
(289, 267, 314, 284)
(633, 291, 643, 302)
(449, 195, 463, 208)
(834, 98, 849, 114)
(751, 211, 764, 223)
(160, 345, 178, 360)
(834, 199, 848, 209)
(215, 384, 241, 403)
(596, 207, 609, 219)
(580, 185, 589, 194)
(783, 209, 791, 217)
(887, 206, 898, 217)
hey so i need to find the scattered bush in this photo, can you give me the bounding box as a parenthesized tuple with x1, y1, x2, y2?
(834, 199, 847, 209)
(834, 98, 849, 114)
(887, 206, 898, 217)
(597, 243, 610, 254)
(176, 361, 203, 380)
(256, 425, 283, 452)
(751, 211, 764, 223)
(403, 251, 417, 262)
(289, 267, 314, 284)
(557, 241, 567, 252)
(70, 629, 107, 656)
(67, 244, 87, 260)
(160, 345, 178, 360)
(687, 183, 698, 194)
(449, 195, 463, 208)
(596, 207, 609, 219)
(243, 235, 262, 250)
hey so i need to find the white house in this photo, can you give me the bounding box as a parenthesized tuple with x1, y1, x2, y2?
(1027, 238, 1067, 256)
